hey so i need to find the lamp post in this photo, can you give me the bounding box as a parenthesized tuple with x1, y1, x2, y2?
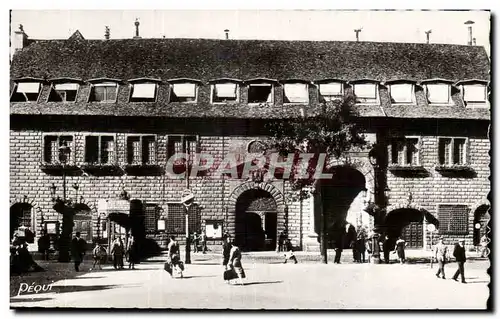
(184, 203, 191, 264)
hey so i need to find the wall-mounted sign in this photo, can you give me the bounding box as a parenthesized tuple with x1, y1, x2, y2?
(157, 220, 166, 231)
(206, 220, 223, 239)
(46, 221, 58, 235)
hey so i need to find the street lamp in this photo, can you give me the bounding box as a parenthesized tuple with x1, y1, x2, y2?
(181, 190, 195, 264)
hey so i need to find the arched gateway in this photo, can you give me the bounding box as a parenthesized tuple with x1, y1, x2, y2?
(228, 182, 285, 251)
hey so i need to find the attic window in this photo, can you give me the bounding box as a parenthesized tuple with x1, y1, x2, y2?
(462, 84, 487, 104)
(89, 82, 118, 102)
(284, 83, 309, 104)
(130, 83, 157, 102)
(170, 83, 197, 103)
(389, 83, 414, 103)
(353, 83, 378, 103)
(248, 83, 273, 104)
(318, 82, 343, 101)
(212, 83, 239, 103)
(48, 83, 79, 102)
(426, 84, 450, 104)
(11, 82, 41, 102)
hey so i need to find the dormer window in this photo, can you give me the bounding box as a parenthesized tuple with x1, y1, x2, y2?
(170, 82, 198, 103)
(352, 82, 378, 104)
(11, 81, 41, 102)
(462, 84, 487, 104)
(389, 83, 414, 104)
(130, 83, 157, 102)
(211, 83, 239, 103)
(283, 83, 309, 104)
(48, 83, 79, 102)
(318, 82, 343, 102)
(89, 82, 118, 103)
(425, 83, 451, 104)
(248, 83, 273, 104)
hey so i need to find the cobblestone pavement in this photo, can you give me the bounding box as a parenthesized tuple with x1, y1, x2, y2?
(10, 257, 489, 309)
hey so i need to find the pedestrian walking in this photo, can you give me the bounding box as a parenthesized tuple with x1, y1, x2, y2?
(356, 231, 367, 263)
(434, 236, 448, 279)
(111, 237, 125, 270)
(479, 234, 490, 258)
(452, 239, 467, 283)
(394, 237, 406, 264)
(192, 232, 199, 253)
(127, 235, 138, 269)
(283, 238, 298, 264)
(229, 241, 245, 285)
(71, 232, 87, 272)
(167, 236, 184, 278)
(90, 242, 106, 271)
(365, 239, 372, 263)
(38, 230, 51, 261)
(277, 231, 286, 252)
(200, 231, 207, 254)
(222, 234, 232, 270)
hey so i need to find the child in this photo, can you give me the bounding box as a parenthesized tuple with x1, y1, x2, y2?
(283, 239, 298, 264)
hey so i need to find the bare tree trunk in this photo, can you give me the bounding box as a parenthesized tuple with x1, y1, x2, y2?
(318, 187, 327, 264)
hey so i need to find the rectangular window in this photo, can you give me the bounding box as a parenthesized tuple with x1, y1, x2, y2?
(438, 204, 469, 235)
(463, 84, 487, 103)
(11, 82, 41, 102)
(43, 135, 74, 164)
(438, 137, 467, 166)
(84, 135, 115, 165)
(353, 83, 378, 103)
(144, 203, 159, 233)
(126, 135, 156, 165)
(130, 83, 157, 102)
(48, 83, 79, 102)
(390, 84, 413, 103)
(248, 84, 273, 103)
(426, 84, 450, 104)
(319, 83, 343, 101)
(284, 83, 308, 103)
(170, 83, 197, 102)
(20, 207, 32, 229)
(212, 83, 238, 103)
(166, 203, 201, 234)
(89, 83, 118, 102)
(167, 135, 199, 165)
(390, 138, 419, 166)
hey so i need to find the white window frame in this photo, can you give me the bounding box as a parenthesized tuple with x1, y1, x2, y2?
(352, 82, 379, 104)
(210, 83, 240, 104)
(88, 82, 118, 103)
(388, 83, 415, 104)
(318, 82, 344, 102)
(389, 136, 421, 166)
(41, 133, 76, 165)
(247, 83, 274, 104)
(47, 83, 80, 103)
(283, 83, 309, 104)
(170, 82, 198, 103)
(11, 82, 42, 102)
(437, 136, 468, 166)
(129, 82, 158, 102)
(126, 134, 158, 165)
(83, 133, 117, 165)
(425, 83, 452, 105)
(461, 84, 488, 107)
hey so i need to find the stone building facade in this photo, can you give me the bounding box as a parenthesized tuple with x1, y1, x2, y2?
(10, 27, 490, 252)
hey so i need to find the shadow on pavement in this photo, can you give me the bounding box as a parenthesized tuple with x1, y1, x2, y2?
(50, 284, 119, 294)
(10, 297, 53, 304)
(181, 275, 217, 279)
(242, 281, 283, 286)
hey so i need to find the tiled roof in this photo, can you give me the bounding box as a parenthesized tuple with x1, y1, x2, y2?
(11, 38, 490, 83)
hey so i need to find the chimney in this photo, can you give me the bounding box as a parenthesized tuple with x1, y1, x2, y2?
(134, 19, 141, 39)
(425, 30, 432, 44)
(354, 28, 362, 42)
(105, 26, 110, 40)
(224, 29, 229, 40)
(464, 20, 475, 45)
(13, 24, 29, 54)
(473, 38, 477, 46)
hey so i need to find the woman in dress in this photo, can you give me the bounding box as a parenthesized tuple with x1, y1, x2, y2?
(229, 241, 245, 285)
(394, 237, 406, 264)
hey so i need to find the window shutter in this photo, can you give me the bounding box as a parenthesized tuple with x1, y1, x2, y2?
(173, 83, 196, 97)
(215, 83, 237, 98)
(319, 83, 342, 96)
(132, 83, 156, 98)
(284, 83, 308, 102)
(426, 84, 449, 103)
(354, 84, 377, 99)
(17, 82, 40, 93)
(390, 84, 413, 103)
(463, 85, 486, 102)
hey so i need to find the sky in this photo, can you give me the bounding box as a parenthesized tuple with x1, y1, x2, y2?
(9, 10, 491, 53)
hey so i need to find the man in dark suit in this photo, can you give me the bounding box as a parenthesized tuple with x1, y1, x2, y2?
(71, 232, 87, 272)
(452, 239, 467, 283)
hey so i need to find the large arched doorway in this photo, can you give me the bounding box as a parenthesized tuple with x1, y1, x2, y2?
(385, 208, 439, 248)
(72, 204, 92, 243)
(235, 188, 278, 251)
(320, 166, 366, 249)
(473, 204, 490, 246)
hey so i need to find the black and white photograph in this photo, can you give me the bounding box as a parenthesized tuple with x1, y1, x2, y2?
(8, 8, 491, 310)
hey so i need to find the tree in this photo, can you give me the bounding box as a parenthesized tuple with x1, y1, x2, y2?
(53, 199, 89, 262)
(266, 93, 367, 263)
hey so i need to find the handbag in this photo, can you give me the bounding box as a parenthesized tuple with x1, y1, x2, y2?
(164, 262, 173, 275)
(223, 268, 238, 281)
